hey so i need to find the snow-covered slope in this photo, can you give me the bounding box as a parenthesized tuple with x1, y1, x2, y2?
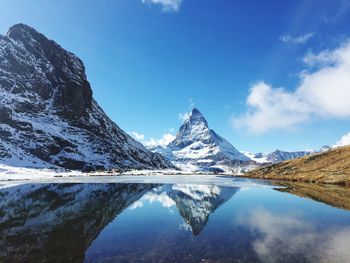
(0, 23, 173, 171)
(241, 151, 269, 164)
(154, 108, 255, 173)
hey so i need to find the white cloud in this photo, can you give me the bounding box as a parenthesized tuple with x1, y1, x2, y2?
(142, 0, 182, 12)
(179, 111, 191, 123)
(335, 132, 350, 147)
(178, 99, 196, 123)
(129, 131, 145, 141)
(279, 32, 314, 44)
(234, 40, 350, 133)
(143, 133, 176, 148)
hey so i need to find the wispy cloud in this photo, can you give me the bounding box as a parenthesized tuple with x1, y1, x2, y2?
(142, 0, 182, 12)
(279, 32, 314, 44)
(335, 132, 350, 147)
(179, 112, 191, 123)
(233, 39, 350, 133)
(143, 133, 176, 148)
(179, 99, 195, 123)
(129, 131, 145, 140)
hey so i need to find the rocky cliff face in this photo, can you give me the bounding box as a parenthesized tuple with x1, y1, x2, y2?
(0, 24, 172, 171)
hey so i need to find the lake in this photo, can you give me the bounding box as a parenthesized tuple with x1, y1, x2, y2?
(0, 176, 350, 263)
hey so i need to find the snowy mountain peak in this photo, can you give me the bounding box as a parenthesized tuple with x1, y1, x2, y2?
(188, 108, 208, 127)
(169, 108, 211, 150)
(7, 23, 39, 40)
(164, 108, 252, 173)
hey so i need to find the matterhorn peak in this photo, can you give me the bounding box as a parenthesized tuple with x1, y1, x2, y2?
(186, 108, 208, 127)
(183, 108, 208, 128)
(164, 107, 252, 172)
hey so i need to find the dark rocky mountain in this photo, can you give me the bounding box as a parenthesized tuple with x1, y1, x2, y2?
(0, 23, 172, 171)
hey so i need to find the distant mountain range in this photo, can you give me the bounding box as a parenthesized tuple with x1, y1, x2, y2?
(245, 145, 350, 185)
(0, 24, 172, 171)
(242, 150, 313, 164)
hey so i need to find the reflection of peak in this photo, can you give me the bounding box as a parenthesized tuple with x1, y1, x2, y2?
(0, 183, 155, 262)
(132, 184, 238, 235)
(168, 184, 238, 235)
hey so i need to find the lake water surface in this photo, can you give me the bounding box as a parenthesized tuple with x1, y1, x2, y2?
(1, 176, 350, 263)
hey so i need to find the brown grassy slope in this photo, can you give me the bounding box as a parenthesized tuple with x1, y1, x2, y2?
(244, 145, 350, 185)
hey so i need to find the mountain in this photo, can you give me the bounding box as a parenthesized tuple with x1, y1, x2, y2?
(160, 108, 254, 173)
(245, 145, 350, 185)
(242, 148, 329, 164)
(266, 149, 313, 163)
(0, 23, 172, 171)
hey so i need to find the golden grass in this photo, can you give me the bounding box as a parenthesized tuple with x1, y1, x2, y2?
(244, 145, 350, 185)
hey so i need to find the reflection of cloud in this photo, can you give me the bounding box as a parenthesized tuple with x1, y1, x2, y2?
(143, 192, 176, 208)
(129, 190, 176, 210)
(179, 222, 192, 232)
(128, 200, 144, 210)
(241, 209, 350, 263)
(325, 229, 350, 263)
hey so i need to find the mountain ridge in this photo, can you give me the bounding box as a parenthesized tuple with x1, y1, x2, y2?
(0, 23, 173, 171)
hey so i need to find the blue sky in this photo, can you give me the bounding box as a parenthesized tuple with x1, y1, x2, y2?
(1, 0, 350, 152)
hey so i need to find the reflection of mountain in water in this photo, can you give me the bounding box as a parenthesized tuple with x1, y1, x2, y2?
(0, 183, 238, 262)
(0, 183, 155, 262)
(144, 184, 238, 235)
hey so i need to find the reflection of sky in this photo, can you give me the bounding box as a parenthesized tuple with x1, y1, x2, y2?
(240, 208, 350, 263)
(85, 186, 350, 263)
